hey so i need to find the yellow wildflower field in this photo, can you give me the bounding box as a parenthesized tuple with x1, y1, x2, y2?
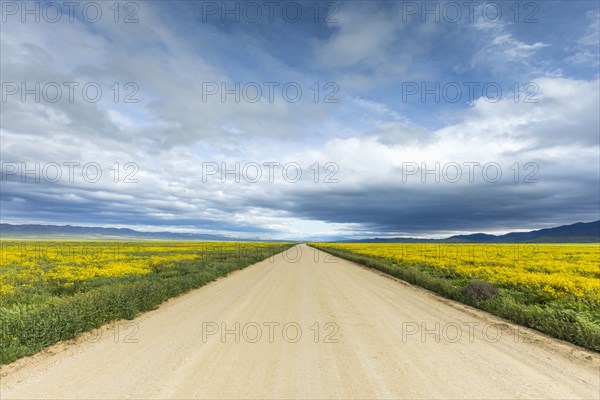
(0, 240, 292, 365)
(0, 241, 281, 298)
(313, 243, 600, 302)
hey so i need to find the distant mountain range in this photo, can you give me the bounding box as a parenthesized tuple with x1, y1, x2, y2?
(345, 221, 600, 243)
(1, 221, 598, 243)
(0, 224, 248, 241)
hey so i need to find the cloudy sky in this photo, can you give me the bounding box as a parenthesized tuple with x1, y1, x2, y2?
(1, 1, 599, 240)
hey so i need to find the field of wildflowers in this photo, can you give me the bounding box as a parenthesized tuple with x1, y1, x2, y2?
(0, 241, 292, 364)
(311, 243, 600, 351)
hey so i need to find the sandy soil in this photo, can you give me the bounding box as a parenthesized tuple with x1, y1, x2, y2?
(1, 244, 598, 399)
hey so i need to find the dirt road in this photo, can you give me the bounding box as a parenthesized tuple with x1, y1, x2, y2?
(1, 244, 598, 399)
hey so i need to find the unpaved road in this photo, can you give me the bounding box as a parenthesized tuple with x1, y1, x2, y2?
(1, 244, 598, 399)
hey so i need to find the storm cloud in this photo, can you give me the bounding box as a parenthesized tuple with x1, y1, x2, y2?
(1, 1, 598, 240)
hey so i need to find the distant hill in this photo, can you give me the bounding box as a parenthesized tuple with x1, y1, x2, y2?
(0, 224, 249, 241)
(2, 221, 598, 243)
(346, 221, 600, 243)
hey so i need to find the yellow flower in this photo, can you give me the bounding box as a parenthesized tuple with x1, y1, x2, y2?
(314, 243, 600, 302)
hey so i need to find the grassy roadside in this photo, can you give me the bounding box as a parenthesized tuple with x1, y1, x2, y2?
(0, 243, 293, 365)
(309, 244, 600, 352)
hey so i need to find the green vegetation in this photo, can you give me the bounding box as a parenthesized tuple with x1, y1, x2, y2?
(310, 244, 600, 352)
(0, 241, 293, 365)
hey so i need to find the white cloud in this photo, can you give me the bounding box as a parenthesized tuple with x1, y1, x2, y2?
(470, 22, 549, 74)
(310, 3, 438, 90)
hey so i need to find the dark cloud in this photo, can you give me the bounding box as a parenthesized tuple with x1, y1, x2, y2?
(247, 179, 600, 236)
